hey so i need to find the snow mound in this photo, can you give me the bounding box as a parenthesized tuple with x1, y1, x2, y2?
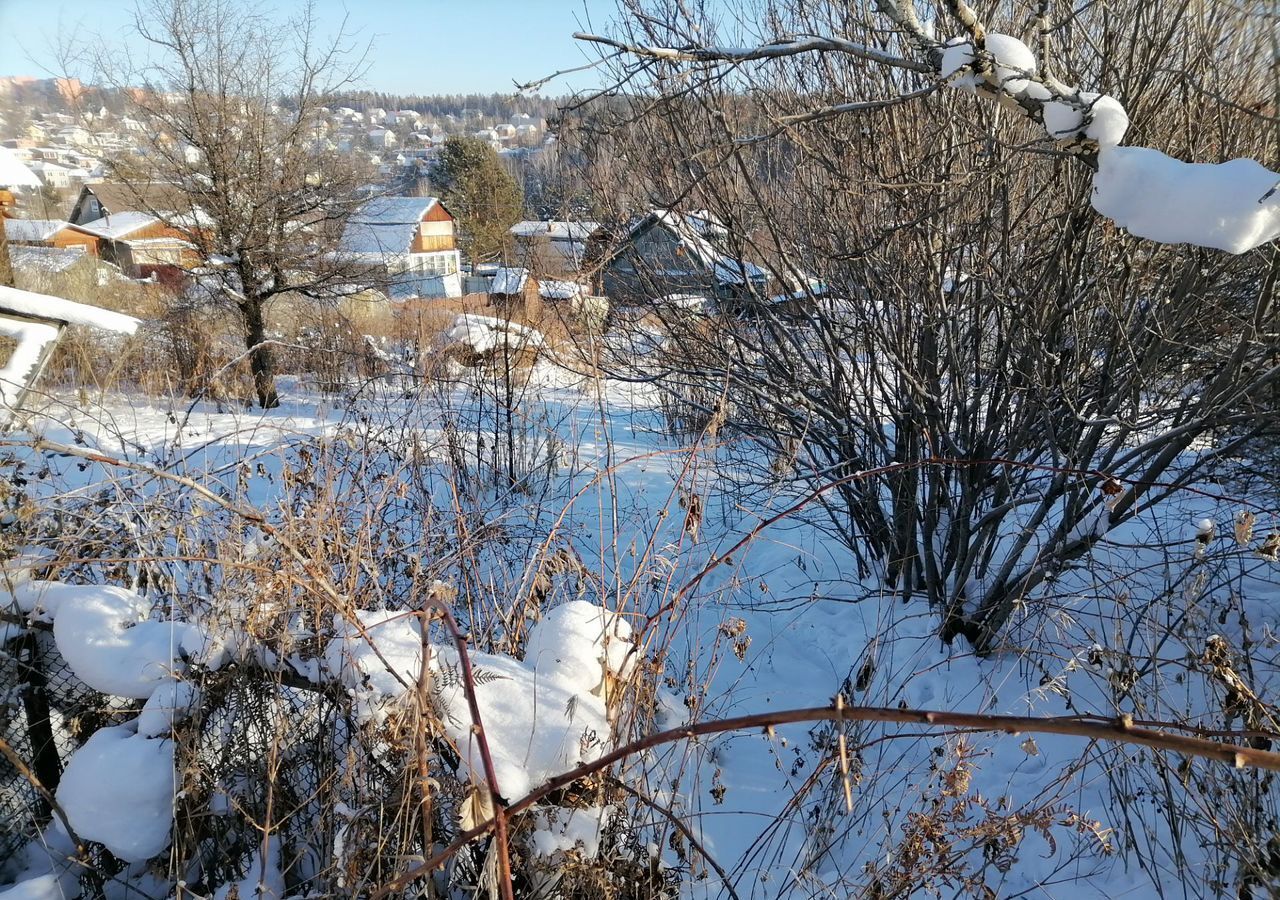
(56, 724, 174, 863)
(445, 314, 545, 355)
(323, 607, 422, 699)
(138, 679, 200, 737)
(323, 600, 633, 799)
(523, 600, 636, 696)
(1092, 147, 1280, 253)
(52, 584, 194, 699)
(434, 644, 612, 799)
(0, 874, 64, 900)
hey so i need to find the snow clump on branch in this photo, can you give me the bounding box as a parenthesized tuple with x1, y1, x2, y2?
(939, 31, 1279, 253)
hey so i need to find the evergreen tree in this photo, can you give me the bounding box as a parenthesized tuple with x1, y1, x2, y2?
(431, 135, 524, 264)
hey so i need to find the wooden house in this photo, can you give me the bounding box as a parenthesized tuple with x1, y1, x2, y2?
(68, 212, 200, 282)
(68, 182, 190, 226)
(2, 218, 101, 257)
(339, 196, 462, 299)
(508, 220, 604, 279)
(590, 209, 769, 309)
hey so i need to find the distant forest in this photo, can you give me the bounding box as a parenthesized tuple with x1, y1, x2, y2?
(4, 82, 569, 124)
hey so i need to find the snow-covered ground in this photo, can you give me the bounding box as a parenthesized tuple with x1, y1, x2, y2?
(1, 355, 1277, 898)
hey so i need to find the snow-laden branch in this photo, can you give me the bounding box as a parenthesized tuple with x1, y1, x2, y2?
(939, 31, 1280, 253)
(577, 5, 1280, 254)
(572, 31, 932, 73)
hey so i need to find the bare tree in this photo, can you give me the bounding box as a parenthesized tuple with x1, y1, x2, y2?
(89, 0, 373, 408)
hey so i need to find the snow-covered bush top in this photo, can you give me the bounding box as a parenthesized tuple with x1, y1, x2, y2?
(939, 31, 1279, 253)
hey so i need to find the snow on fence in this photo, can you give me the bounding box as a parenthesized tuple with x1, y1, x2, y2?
(0, 284, 140, 426)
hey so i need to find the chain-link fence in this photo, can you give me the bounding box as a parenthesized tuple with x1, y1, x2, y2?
(1, 627, 122, 865)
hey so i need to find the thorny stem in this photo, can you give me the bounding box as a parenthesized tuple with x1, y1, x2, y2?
(373, 702, 1280, 898)
(417, 594, 515, 900)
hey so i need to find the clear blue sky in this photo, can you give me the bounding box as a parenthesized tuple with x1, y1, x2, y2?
(0, 0, 620, 95)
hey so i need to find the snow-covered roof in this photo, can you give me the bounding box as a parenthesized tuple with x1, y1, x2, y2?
(538, 279, 584, 300)
(121, 236, 193, 247)
(72, 212, 160, 240)
(339, 196, 442, 255)
(490, 266, 529, 295)
(3, 219, 68, 242)
(509, 221, 602, 241)
(351, 196, 441, 224)
(0, 147, 41, 188)
(0, 284, 140, 333)
(648, 209, 766, 286)
(9, 245, 88, 274)
(658, 293, 713, 313)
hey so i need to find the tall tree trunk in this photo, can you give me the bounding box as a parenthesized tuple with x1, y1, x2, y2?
(242, 297, 279, 409)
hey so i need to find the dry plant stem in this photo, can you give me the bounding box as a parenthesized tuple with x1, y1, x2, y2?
(418, 597, 515, 900)
(609, 777, 742, 900)
(373, 703, 1280, 897)
(414, 612, 436, 883)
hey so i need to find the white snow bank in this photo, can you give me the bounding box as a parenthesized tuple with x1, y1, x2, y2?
(0, 875, 64, 900)
(52, 584, 195, 699)
(56, 724, 174, 862)
(1093, 147, 1280, 253)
